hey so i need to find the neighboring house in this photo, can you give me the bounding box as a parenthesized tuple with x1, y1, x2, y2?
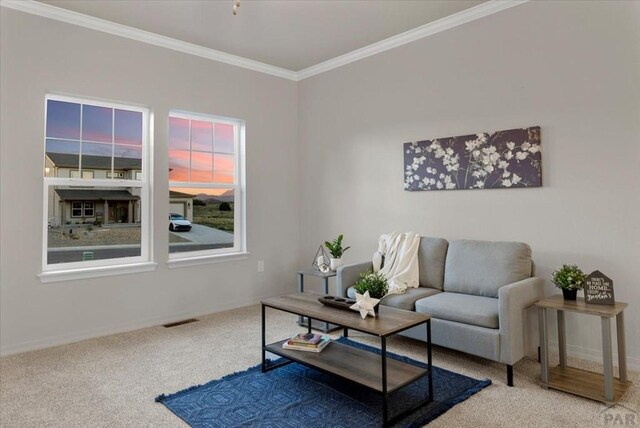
(45, 153, 142, 225)
(169, 190, 194, 222)
(45, 153, 194, 225)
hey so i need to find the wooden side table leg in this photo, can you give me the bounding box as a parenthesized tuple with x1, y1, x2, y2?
(601, 316, 614, 402)
(539, 307, 549, 384)
(557, 310, 567, 368)
(616, 311, 628, 382)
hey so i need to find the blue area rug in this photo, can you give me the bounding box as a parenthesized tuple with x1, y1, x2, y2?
(156, 338, 491, 427)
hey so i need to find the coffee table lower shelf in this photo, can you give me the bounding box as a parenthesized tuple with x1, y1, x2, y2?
(541, 365, 632, 403)
(265, 339, 429, 393)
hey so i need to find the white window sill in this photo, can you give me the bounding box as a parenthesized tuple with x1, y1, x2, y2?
(166, 252, 250, 269)
(38, 262, 158, 283)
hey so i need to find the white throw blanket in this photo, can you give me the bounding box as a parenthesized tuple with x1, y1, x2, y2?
(372, 232, 420, 294)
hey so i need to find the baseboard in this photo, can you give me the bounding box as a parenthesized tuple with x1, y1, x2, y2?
(0, 295, 273, 357)
(549, 340, 640, 372)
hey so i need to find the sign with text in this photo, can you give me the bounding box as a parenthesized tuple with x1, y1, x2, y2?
(584, 270, 615, 305)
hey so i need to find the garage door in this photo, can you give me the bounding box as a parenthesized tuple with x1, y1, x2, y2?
(169, 203, 185, 217)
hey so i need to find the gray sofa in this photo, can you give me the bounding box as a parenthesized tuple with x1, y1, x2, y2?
(336, 238, 544, 386)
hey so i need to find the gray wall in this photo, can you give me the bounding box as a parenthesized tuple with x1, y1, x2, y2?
(298, 1, 640, 366)
(0, 10, 300, 354)
(1, 1, 639, 368)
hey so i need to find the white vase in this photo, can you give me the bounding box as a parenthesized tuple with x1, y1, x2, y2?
(330, 258, 343, 271)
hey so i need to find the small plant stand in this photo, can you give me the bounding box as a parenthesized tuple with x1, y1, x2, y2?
(535, 295, 632, 404)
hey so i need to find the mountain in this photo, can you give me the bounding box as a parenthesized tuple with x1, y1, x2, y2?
(195, 190, 234, 204)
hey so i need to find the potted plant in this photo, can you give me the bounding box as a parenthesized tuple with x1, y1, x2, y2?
(324, 234, 350, 271)
(353, 271, 389, 312)
(552, 264, 586, 300)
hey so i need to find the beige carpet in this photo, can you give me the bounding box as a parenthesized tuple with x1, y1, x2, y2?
(1, 304, 638, 427)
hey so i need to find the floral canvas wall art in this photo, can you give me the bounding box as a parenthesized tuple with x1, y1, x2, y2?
(404, 126, 542, 191)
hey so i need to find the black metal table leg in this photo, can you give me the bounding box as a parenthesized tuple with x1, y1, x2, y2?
(297, 273, 304, 326)
(427, 319, 433, 400)
(381, 336, 388, 427)
(261, 304, 266, 372)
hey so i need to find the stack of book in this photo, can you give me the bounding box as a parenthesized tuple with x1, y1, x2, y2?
(282, 333, 331, 353)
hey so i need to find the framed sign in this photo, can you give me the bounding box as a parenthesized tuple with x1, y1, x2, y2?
(584, 270, 615, 305)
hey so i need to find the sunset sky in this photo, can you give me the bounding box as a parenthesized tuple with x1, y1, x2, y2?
(45, 100, 236, 185)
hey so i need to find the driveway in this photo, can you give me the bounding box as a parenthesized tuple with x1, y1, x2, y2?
(170, 223, 233, 245)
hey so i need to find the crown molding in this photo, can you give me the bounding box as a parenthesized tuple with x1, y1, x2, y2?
(1, 0, 528, 82)
(297, 0, 529, 80)
(0, 0, 298, 81)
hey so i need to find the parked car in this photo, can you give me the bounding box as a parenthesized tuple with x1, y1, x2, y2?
(169, 213, 192, 231)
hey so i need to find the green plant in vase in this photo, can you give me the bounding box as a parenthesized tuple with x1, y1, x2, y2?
(353, 271, 389, 312)
(552, 264, 586, 301)
(324, 234, 350, 271)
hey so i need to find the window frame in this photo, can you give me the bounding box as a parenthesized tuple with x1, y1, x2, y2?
(167, 110, 246, 263)
(40, 94, 153, 279)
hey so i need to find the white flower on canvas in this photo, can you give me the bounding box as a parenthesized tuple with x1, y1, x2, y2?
(515, 151, 528, 160)
(502, 179, 513, 187)
(503, 170, 511, 178)
(436, 181, 443, 189)
(475, 181, 485, 188)
(505, 151, 513, 160)
(506, 142, 516, 150)
(435, 148, 446, 158)
(466, 140, 478, 151)
(482, 146, 497, 155)
(512, 173, 522, 184)
(521, 142, 531, 151)
(498, 160, 509, 170)
(528, 144, 540, 153)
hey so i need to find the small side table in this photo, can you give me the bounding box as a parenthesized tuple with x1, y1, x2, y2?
(297, 269, 340, 333)
(536, 295, 632, 403)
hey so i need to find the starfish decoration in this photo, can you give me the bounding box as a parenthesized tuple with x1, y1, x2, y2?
(350, 291, 380, 319)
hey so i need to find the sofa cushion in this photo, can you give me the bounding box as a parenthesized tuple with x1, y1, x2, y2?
(418, 237, 449, 290)
(415, 292, 499, 329)
(443, 240, 531, 298)
(347, 286, 441, 311)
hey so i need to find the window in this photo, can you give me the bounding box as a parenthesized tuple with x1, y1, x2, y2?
(168, 111, 245, 261)
(42, 95, 150, 277)
(70, 202, 95, 218)
(70, 170, 95, 179)
(71, 201, 83, 218)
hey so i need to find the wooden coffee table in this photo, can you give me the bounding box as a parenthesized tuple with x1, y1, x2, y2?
(261, 292, 433, 427)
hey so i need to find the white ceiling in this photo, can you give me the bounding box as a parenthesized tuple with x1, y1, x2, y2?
(38, 0, 486, 72)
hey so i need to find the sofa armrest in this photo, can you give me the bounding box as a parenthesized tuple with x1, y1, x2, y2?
(498, 277, 545, 364)
(335, 261, 373, 297)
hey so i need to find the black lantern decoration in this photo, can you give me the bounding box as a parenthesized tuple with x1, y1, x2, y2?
(312, 245, 331, 273)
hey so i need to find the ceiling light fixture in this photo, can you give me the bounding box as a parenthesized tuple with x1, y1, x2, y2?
(232, 0, 240, 16)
